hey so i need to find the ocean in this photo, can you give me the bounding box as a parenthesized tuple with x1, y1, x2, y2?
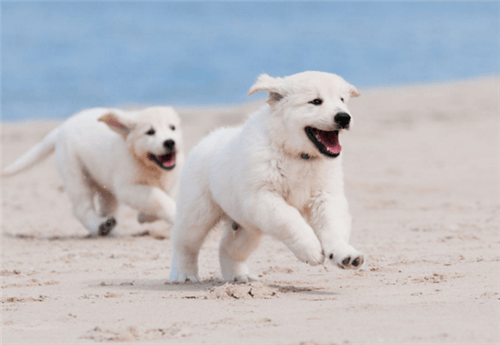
(2, 2, 499, 121)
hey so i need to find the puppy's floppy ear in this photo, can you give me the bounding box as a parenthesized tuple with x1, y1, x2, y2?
(349, 84, 360, 98)
(248, 74, 285, 105)
(98, 111, 136, 138)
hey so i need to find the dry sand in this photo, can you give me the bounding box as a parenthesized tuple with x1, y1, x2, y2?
(1, 77, 499, 344)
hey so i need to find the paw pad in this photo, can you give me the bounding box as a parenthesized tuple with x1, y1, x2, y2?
(352, 257, 361, 267)
(336, 254, 364, 270)
(98, 217, 116, 236)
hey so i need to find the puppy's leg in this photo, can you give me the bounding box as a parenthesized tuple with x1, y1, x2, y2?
(137, 213, 160, 224)
(55, 145, 116, 236)
(115, 185, 176, 225)
(59, 171, 116, 236)
(95, 185, 118, 218)
(244, 191, 324, 265)
(309, 193, 364, 270)
(170, 196, 223, 283)
(219, 221, 262, 283)
(68, 186, 116, 236)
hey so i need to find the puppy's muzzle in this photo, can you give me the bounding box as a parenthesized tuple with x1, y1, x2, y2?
(334, 113, 351, 129)
(148, 139, 177, 170)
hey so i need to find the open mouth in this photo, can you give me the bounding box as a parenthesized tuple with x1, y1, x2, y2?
(305, 127, 342, 157)
(147, 152, 176, 170)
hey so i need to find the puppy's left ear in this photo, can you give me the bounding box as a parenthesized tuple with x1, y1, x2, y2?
(98, 111, 136, 139)
(248, 74, 285, 105)
(349, 84, 361, 98)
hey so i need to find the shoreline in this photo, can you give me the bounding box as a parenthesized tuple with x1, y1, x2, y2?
(2, 75, 498, 124)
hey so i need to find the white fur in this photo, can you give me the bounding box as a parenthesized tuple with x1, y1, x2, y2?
(3, 106, 184, 236)
(170, 71, 364, 283)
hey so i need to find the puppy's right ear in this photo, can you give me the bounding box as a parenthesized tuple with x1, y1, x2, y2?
(349, 84, 361, 98)
(248, 74, 285, 105)
(98, 111, 136, 139)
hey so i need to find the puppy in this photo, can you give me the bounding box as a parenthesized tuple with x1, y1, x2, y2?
(3, 107, 184, 236)
(170, 71, 364, 283)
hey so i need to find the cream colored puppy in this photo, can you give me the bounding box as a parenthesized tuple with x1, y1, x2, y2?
(170, 71, 364, 283)
(3, 107, 184, 236)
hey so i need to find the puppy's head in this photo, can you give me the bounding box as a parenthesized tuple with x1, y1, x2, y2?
(248, 71, 360, 159)
(99, 107, 183, 171)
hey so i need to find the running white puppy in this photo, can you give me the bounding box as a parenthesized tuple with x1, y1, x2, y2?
(3, 107, 184, 236)
(170, 71, 364, 283)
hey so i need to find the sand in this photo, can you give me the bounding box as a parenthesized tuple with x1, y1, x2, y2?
(1, 77, 499, 344)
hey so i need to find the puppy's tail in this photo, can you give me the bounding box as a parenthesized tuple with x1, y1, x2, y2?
(2, 127, 59, 177)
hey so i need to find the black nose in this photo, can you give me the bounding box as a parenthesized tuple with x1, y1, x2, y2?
(163, 139, 175, 151)
(334, 113, 351, 128)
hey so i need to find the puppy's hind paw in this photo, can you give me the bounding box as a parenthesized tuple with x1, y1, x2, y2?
(230, 274, 260, 284)
(98, 217, 117, 236)
(169, 271, 201, 284)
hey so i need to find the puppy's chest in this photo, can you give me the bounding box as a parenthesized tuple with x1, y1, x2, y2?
(268, 158, 324, 210)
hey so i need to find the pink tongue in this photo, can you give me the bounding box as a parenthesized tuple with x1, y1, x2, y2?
(317, 130, 342, 154)
(159, 153, 175, 167)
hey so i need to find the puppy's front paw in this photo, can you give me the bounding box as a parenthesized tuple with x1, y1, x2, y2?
(328, 245, 364, 270)
(287, 235, 325, 266)
(98, 217, 117, 236)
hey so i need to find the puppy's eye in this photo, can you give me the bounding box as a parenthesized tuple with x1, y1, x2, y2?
(170, 125, 176, 131)
(309, 98, 323, 106)
(146, 128, 155, 135)
(341, 98, 345, 103)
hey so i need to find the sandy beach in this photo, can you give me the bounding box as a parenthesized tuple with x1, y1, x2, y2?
(1, 77, 499, 344)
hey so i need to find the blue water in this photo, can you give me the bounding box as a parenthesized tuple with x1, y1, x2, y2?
(2, 2, 499, 121)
